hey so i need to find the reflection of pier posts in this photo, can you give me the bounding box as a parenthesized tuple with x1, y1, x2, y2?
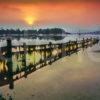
(6, 38, 14, 89)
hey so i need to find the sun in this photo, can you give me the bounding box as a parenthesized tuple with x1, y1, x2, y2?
(24, 16, 36, 25)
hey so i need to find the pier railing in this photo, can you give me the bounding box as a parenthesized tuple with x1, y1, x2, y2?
(0, 37, 99, 89)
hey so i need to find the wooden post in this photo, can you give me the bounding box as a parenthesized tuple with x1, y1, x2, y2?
(89, 37, 92, 47)
(76, 39, 78, 51)
(72, 42, 75, 52)
(23, 43, 27, 78)
(49, 42, 52, 65)
(59, 44, 62, 58)
(33, 45, 36, 70)
(28, 46, 31, 54)
(44, 45, 47, 66)
(39, 45, 43, 68)
(61, 43, 66, 57)
(54, 44, 57, 61)
(82, 38, 85, 49)
(68, 41, 71, 56)
(6, 38, 14, 89)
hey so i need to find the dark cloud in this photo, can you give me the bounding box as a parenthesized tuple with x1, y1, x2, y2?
(0, 0, 100, 4)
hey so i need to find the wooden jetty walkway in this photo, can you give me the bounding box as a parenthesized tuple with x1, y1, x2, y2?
(0, 37, 99, 89)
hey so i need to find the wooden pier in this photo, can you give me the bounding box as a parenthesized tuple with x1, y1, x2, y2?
(0, 37, 99, 89)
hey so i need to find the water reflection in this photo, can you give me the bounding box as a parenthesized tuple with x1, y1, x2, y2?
(0, 37, 99, 89)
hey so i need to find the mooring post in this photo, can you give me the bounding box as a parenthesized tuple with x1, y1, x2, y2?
(44, 45, 47, 66)
(68, 41, 71, 56)
(28, 46, 31, 54)
(49, 42, 52, 65)
(18, 45, 21, 58)
(58, 43, 62, 58)
(90, 38, 93, 45)
(66, 42, 68, 55)
(33, 45, 36, 70)
(76, 39, 78, 51)
(23, 43, 27, 78)
(39, 45, 43, 67)
(61, 43, 66, 57)
(82, 38, 85, 49)
(6, 38, 14, 89)
(72, 41, 75, 52)
(86, 38, 88, 47)
(96, 37, 99, 44)
(54, 44, 57, 61)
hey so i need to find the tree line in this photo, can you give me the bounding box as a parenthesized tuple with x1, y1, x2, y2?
(0, 28, 70, 36)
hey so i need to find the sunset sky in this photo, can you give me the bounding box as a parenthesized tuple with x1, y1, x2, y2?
(0, 0, 100, 32)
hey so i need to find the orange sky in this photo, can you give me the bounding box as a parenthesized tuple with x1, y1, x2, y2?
(0, 1, 100, 30)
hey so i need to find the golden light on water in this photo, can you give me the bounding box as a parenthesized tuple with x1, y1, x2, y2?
(52, 50, 58, 56)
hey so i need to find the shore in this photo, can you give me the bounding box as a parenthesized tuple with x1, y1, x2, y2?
(0, 42, 100, 100)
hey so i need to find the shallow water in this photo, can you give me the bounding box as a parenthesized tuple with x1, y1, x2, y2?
(0, 34, 100, 100)
(0, 34, 99, 72)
